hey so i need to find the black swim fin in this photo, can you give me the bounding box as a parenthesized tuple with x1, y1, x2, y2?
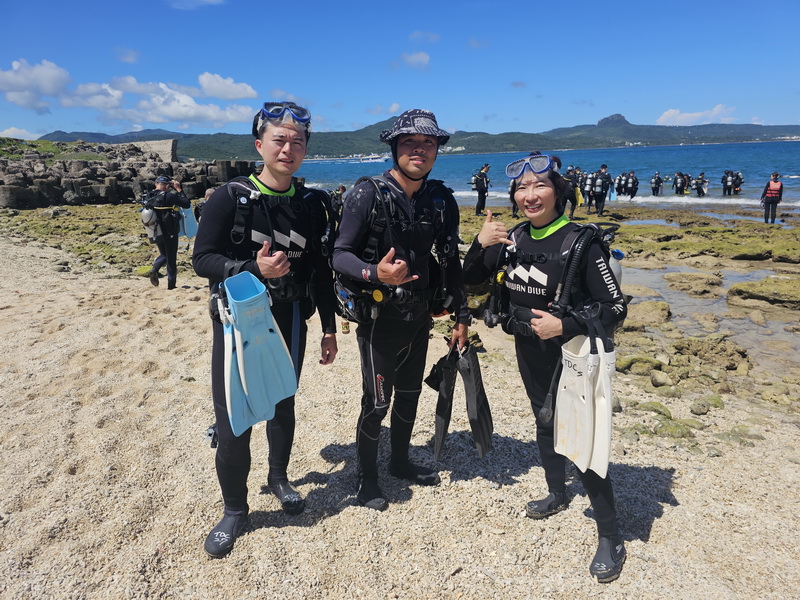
(424, 346, 459, 461)
(456, 344, 494, 458)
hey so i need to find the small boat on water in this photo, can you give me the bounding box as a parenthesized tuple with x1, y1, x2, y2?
(355, 154, 389, 163)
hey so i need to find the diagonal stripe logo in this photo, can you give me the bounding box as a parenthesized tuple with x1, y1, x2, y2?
(273, 230, 307, 249)
(508, 263, 547, 286)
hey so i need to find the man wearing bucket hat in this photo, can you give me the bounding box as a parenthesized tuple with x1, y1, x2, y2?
(332, 109, 470, 511)
(146, 175, 191, 289)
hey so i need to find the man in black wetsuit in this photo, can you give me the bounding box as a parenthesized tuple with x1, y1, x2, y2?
(193, 101, 338, 558)
(624, 170, 638, 200)
(592, 164, 613, 216)
(145, 176, 191, 289)
(332, 109, 470, 511)
(563, 166, 579, 219)
(474, 163, 491, 216)
(650, 172, 663, 196)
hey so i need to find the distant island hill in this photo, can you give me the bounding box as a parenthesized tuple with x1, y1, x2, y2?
(28, 114, 800, 161)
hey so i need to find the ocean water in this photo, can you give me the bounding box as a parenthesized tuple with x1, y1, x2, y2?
(295, 141, 800, 214)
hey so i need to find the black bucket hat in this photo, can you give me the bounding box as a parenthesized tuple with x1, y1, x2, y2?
(379, 109, 450, 145)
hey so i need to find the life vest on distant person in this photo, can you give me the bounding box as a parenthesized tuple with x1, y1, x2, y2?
(765, 180, 782, 199)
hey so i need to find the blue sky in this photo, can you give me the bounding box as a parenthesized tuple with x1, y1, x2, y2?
(2, 0, 798, 140)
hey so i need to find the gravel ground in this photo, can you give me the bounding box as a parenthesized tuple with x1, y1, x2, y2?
(1, 236, 798, 600)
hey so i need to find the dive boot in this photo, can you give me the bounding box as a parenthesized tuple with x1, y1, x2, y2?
(525, 491, 568, 519)
(203, 506, 248, 558)
(357, 478, 389, 511)
(590, 536, 626, 583)
(268, 478, 305, 516)
(389, 461, 441, 486)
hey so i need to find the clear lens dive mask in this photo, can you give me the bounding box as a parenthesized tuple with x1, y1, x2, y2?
(505, 155, 559, 179)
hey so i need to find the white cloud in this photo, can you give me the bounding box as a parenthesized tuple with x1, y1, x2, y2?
(107, 83, 253, 125)
(109, 75, 162, 95)
(401, 51, 430, 69)
(366, 104, 384, 115)
(62, 83, 124, 110)
(468, 38, 489, 49)
(0, 127, 37, 140)
(387, 102, 400, 113)
(198, 72, 257, 99)
(410, 31, 440, 43)
(0, 59, 70, 113)
(656, 104, 736, 126)
(168, 0, 224, 9)
(116, 48, 138, 64)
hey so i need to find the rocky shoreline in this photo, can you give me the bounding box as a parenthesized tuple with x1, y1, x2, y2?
(0, 140, 254, 209)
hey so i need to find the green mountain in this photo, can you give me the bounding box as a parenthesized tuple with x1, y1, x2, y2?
(37, 115, 800, 160)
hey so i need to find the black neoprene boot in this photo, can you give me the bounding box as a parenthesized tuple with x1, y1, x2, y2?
(148, 269, 159, 286)
(268, 477, 305, 516)
(203, 506, 248, 558)
(525, 491, 568, 519)
(590, 536, 626, 583)
(389, 460, 441, 486)
(357, 478, 389, 511)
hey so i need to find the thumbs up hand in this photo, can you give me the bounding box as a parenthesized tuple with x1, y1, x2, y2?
(256, 240, 290, 278)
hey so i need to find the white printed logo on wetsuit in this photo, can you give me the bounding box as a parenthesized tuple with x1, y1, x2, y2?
(507, 262, 548, 287)
(251, 228, 307, 249)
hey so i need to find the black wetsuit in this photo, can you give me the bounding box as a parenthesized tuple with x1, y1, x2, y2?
(624, 175, 638, 200)
(722, 172, 734, 196)
(147, 188, 191, 288)
(475, 170, 490, 215)
(593, 171, 612, 216)
(331, 172, 469, 480)
(673, 175, 686, 195)
(563, 172, 579, 219)
(192, 175, 336, 512)
(761, 180, 783, 224)
(650, 175, 663, 196)
(462, 215, 627, 538)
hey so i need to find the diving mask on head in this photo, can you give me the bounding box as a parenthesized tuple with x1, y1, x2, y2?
(505, 155, 559, 179)
(252, 102, 312, 138)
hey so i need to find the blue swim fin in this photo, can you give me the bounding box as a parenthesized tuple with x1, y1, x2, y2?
(220, 271, 297, 437)
(179, 207, 198, 238)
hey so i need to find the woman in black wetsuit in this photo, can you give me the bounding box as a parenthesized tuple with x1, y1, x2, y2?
(462, 152, 628, 583)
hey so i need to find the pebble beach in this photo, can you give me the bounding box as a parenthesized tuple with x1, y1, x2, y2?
(1, 205, 800, 599)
